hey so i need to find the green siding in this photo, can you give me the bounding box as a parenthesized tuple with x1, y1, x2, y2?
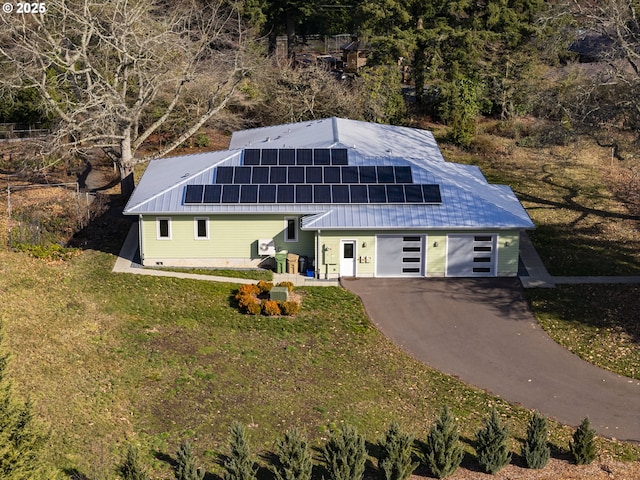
(141, 215, 314, 265)
(497, 231, 520, 275)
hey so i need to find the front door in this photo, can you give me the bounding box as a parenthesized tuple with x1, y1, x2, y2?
(340, 240, 357, 277)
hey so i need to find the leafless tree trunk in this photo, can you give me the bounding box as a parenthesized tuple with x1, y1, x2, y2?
(0, 0, 248, 197)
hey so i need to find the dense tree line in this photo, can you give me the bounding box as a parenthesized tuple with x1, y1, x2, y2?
(2, 0, 640, 191)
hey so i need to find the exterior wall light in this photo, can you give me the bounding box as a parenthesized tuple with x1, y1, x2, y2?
(504, 241, 511, 247)
(433, 241, 439, 247)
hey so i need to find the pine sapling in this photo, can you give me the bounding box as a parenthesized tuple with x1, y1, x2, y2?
(475, 408, 511, 474)
(175, 441, 204, 480)
(522, 411, 550, 469)
(377, 421, 418, 480)
(419, 406, 463, 479)
(121, 444, 149, 480)
(322, 423, 367, 480)
(273, 427, 313, 480)
(570, 418, 597, 465)
(223, 422, 257, 480)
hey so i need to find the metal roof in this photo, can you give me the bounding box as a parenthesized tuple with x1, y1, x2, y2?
(124, 118, 534, 230)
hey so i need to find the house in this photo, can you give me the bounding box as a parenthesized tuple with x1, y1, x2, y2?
(123, 117, 534, 278)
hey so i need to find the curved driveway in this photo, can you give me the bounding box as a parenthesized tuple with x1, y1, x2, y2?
(342, 277, 640, 442)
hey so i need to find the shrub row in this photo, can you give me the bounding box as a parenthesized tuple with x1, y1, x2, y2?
(234, 281, 300, 316)
(119, 413, 598, 480)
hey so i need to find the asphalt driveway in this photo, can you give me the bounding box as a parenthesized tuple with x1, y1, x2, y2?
(342, 277, 640, 442)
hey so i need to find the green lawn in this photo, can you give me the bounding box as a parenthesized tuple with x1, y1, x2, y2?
(2, 247, 638, 478)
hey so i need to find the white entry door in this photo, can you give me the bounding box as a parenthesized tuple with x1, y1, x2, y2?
(340, 240, 357, 277)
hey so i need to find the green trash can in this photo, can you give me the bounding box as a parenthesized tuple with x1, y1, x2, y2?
(275, 251, 287, 274)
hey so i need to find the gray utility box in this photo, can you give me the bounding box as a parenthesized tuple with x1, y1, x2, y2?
(270, 287, 289, 302)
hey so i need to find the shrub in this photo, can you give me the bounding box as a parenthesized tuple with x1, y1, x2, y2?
(245, 298, 262, 316)
(570, 418, 596, 465)
(378, 421, 418, 480)
(281, 301, 300, 316)
(272, 427, 313, 480)
(522, 411, 550, 469)
(262, 300, 281, 316)
(276, 281, 295, 292)
(223, 422, 257, 480)
(475, 408, 511, 474)
(235, 284, 260, 299)
(419, 406, 463, 479)
(322, 423, 367, 480)
(257, 280, 273, 293)
(175, 440, 205, 480)
(121, 444, 149, 480)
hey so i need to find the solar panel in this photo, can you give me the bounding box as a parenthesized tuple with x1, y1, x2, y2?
(262, 149, 278, 165)
(184, 184, 204, 203)
(332, 185, 350, 203)
(387, 185, 405, 202)
(350, 185, 368, 203)
(296, 149, 313, 165)
(243, 149, 261, 165)
(306, 167, 323, 183)
(277, 185, 294, 203)
(359, 166, 377, 183)
(204, 184, 222, 203)
(258, 185, 276, 203)
(295, 185, 312, 203)
(368, 185, 387, 202)
(270, 166, 287, 184)
(342, 166, 359, 183)
(215, 166, 234, 184)
(313, 148, 331, 165)
(324, 166, 341, 183)
(288, 166, 305, 183)
(377, 166, 395, 183)
(404, 184, 423, 203)
(251, 166, 269, 184)
(422, 184, 442, 203)
(233, 166, 252, 184)
(221, 185, 240, 203)
(279, 149, 296, 165)
(240, 184, 258, 203)
(394, 166, 412, 183)
(314, 185, 331, 203)
(331, 148, 348, 165)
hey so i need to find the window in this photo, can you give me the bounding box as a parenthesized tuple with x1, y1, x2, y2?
(284, 217, 298, 242)
(194, 217, 209, 240)
(157, 217, 171, 240)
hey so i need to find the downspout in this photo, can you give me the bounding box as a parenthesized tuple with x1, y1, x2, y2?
(316, 229, 321, 279)
(138, 215, 144, 264)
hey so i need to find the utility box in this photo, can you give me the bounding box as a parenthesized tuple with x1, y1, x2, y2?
(270, 286, 289, 302)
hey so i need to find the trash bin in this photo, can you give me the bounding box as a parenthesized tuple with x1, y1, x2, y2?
(275, 251, 287, 274)
(298, 255, 308, 275)
(286, 253, 299, 274)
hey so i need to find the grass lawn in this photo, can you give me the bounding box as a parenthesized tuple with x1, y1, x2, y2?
(1, 247, 638, 479)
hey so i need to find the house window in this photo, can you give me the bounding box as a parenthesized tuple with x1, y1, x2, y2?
(157, 217, 171, 240)
(194, 217, 209, 240)
(284, 217, 298, 242)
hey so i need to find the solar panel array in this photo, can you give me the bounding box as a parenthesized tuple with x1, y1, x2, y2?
(184, 148, 442, 205)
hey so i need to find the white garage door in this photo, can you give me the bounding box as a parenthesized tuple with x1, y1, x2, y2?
(446, 234, 496, 277)
(376, 235, 424, 277)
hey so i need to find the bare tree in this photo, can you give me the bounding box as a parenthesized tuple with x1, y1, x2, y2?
(0, 0, 248, 195)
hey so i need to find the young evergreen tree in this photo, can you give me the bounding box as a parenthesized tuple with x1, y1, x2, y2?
(419, 406, 464, 479)
(223, 422, 257, 480)
(322, 423, 367, 480)
(570, 418, 597, 465)
(522, 411, 550, 469)
(175, 441, 204, 480)
(121, 444, 149, 480)
(475, 408, 511, 474)
(272, 427, 313, 480)
(377, 421, 418, 480)
(0, 328, 53, 480)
